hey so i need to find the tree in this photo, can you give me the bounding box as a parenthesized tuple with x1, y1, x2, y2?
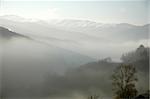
(121, 45, 149, 64)
(112, 64, 138, 99)
(121, 45, 149, 73)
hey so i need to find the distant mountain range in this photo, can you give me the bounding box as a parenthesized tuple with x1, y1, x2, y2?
(0, 15, 148, 42)
(0, 15, 149, 98)
(0, 25, 95, 97)
(0, 26, 94, 73)
(47, 19, 149, 41)
(0, 15, 149, 60)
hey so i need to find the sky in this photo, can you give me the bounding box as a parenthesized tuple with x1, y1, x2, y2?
(0, 0, 149, 25)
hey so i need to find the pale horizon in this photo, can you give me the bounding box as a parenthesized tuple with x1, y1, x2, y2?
(0, 0, 149, 25)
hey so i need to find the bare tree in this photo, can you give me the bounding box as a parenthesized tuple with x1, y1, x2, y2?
(112, 64, 138, 99)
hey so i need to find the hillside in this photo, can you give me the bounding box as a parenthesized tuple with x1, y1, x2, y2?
(0, 26, 28, 40)
(0, 16, 148, 60)
(0, 27, 95, 98)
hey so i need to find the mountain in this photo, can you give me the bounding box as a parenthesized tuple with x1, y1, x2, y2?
(0, 16, 148, 42)
(47, 19, 148, 41)
(0, 15, 36, 22)
(0, 26, 28, 40)
(0, 15, 149, 98)
(1, 26, 94, 74)
(0, 15, 148, 61)
(0, 26, 95, 97)
(0, 15, 148, 42)
(42, 45, 149, 98)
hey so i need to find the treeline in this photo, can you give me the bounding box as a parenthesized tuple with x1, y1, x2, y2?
(1, 45, 149, 98)
(42, 45, 149, 98)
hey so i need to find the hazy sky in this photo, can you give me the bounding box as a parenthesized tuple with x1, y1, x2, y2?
(0, 0, 149, 25)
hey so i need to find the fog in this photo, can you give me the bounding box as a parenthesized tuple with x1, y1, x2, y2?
(0, 17, 149, 61)
(0, 18, 149, 99)
(0, 35, 95, 98)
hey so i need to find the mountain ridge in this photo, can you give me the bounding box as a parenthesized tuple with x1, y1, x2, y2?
(0, 26, 30, 40)
(0, 15, 148, 61)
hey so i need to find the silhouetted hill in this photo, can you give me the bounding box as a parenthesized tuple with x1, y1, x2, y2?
(0, 26, 29, 40)
(1, 26, 95, 98)
(121, 44, 149, 72)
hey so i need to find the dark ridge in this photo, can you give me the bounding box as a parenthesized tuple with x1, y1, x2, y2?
(0, 26, 30, 39)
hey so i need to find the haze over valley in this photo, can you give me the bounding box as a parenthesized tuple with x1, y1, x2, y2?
(0, 0, 149, 99)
